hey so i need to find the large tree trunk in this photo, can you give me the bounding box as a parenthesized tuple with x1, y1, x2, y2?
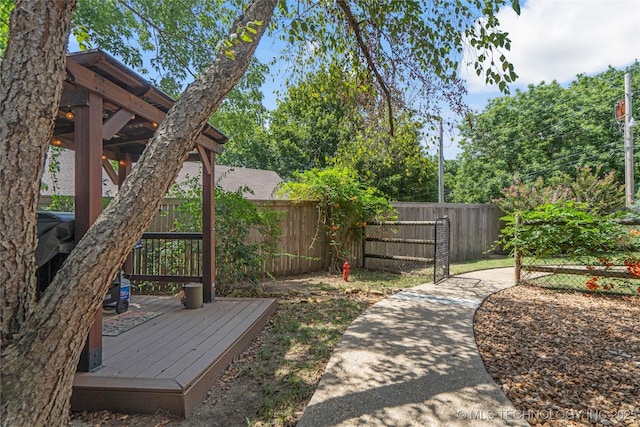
(0, 0, 278, 425)
(0, 0, 76, 350)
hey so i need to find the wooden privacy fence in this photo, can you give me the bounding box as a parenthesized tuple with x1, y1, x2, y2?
(391, 203, 503, 262)
(257, 201, 327, 276)
(144, 200, 499, 275)
(38, 197, 503, 278)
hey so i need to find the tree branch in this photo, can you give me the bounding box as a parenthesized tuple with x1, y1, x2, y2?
(336, 0, 394, 136)
(115, 0, 197, 79)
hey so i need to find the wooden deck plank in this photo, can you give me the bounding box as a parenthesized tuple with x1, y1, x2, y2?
(182, 299, 277, 415)
(175, 299, 273, 386)
(103, 300, 241, 369)
(128, 295, 174, 311)
(71, 296, 277, 418)
(166, 300, 267, 381)
(103, 298, 195, 357)
(135, 301, 257, 379)
(119, 301, 253, 378)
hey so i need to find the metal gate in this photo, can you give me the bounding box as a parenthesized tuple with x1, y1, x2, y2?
(433, 217, 450, 283)
(363, 217, 450, 283)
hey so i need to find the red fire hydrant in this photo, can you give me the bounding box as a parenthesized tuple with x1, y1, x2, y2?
(342, 261, 351, 282)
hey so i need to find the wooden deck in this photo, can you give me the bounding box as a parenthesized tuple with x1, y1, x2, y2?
(71, 295, 277, 417)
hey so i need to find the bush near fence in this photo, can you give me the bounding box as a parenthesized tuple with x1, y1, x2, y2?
(509, 206, 640, 295)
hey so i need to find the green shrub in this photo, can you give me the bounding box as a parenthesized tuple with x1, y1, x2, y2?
(494, 165, 624, 215)
(169, 176, 282, 295)
(500, 202, 630, 258)
(279, 166, 396, 273)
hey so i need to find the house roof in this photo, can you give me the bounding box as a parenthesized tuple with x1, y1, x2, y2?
(215, 165, 284, 200)
(40, 149, 283, 200)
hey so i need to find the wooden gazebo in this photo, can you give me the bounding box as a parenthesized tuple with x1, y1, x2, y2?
(54, 50, 226, 372)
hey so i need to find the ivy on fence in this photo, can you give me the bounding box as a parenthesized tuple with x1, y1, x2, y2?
(498, 202, 640, 294)
(278, 167, 396, 274)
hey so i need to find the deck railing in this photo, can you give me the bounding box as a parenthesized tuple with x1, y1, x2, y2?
(129, 232, 203, 283)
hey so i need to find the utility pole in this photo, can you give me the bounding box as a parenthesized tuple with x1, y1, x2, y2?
(624, 72, 635, 207)
(438, 119, 444, 203)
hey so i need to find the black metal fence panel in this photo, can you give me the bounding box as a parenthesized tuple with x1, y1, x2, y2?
(363, 219, 450, 283)
(434, 217, 451, 284)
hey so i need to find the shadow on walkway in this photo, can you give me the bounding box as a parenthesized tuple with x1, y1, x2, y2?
(297, 268, 527, 427)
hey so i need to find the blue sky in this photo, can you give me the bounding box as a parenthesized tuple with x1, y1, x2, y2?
(253, 0, 639, 159)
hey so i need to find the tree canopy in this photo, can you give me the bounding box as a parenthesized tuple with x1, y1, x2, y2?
(271, 0, 519, 129)
(210, 61, 273, 169)
(450, 63, 640, 203)
(266, 62, 357, 177)
(333, 108, 438, 202)
(66, 0, 521, 127)
(228, 61, 439, 201)
(64, 1, 523, 197)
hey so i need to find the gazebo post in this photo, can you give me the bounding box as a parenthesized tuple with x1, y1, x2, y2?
(119, 154, 133, 275)
(74, 90, 105, 372)
(52, 51, 227, 374)
(202, 148, 215, 302)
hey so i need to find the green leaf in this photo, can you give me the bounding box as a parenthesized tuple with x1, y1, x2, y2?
(512, 1, 521, 15)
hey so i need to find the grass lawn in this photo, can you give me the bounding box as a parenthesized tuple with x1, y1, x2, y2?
(449, 256, 513, 275)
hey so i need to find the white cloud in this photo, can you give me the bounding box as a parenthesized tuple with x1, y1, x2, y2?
(462, 0, 640, 93)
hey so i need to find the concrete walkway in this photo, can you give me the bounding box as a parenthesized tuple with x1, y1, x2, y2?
(297, 267, 528, 427)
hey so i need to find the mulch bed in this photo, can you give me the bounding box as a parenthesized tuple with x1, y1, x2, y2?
(474, 285, 640, 427)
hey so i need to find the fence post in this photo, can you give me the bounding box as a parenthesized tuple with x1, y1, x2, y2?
(514, 214, 521, 285)
(361, 224, 366, 269)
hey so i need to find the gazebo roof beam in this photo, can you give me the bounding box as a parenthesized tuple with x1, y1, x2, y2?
(66, 59, 224, 154)
(103, 108, 134, 140)
(102, 159, 119, 185)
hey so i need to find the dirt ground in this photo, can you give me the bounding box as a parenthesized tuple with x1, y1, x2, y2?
(71, 276, 640, 427)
